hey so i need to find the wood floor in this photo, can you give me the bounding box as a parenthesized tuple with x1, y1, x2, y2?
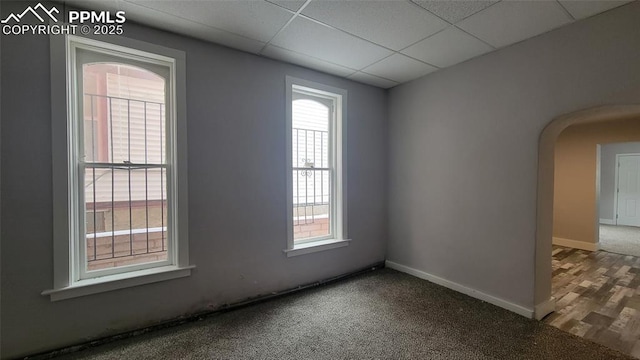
(546, 246, 640, 358)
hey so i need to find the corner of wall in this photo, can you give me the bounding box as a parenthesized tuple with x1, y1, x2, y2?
(385, 260, 535, 319)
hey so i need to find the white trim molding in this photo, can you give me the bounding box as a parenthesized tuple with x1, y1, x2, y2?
(535, 106, 640, 319)
(48, 33, 191, 300)
(385, 260, 534, 318)
(552, 237, 600, 251)
(284, 239, 351, 257)
(284, 76, 348, 254)
(599, 218, 615, 225)
(534, 297, 556, 320)
(42, 265, 194, 301)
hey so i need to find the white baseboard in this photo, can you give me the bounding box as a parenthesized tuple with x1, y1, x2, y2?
(552, 237, 600, 251)
(534, 297, 556, 320)
(385, 260, 534, 318)
(599, 218, 615, 225)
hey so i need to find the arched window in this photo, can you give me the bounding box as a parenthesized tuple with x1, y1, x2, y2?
(45, 35, 190, 300)
(285, 77, 349, 256)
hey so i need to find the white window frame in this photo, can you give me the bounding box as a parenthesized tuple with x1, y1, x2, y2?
(44, 34, 192, 301)
(284, 76, 350, 257)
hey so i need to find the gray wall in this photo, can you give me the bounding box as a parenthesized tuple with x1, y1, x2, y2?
(600, 142, 640, 222)
(0, 2, 388, 357)
(388, 1, 640, 310)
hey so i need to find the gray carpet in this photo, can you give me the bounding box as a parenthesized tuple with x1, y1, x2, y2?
(601, 224, 640, 257)
(51, 269, 631, 360)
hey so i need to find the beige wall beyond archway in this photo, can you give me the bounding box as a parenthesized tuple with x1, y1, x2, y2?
(553, 120, 640, 250)
(535, 105, 640, 319)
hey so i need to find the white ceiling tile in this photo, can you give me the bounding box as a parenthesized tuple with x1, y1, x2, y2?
(262, 45, 356, 77)
(362, 54, 437, 83)
(402, 26, 493, 68)
(301, 0, 448, 50)
(558, 0, 633, 20)
(265, 0, 307, 12)
(348, 72, 399, 89)
(411, 0, 498, 23)
(67, 0, 607, 87)
(270, 17, 393, 70)
(456, 0, 573, 48)
(121, 2, 265, 53)
(125, 0, 293, 43)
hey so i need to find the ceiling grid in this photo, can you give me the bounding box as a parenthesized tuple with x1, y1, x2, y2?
(65, 0, 635, 88)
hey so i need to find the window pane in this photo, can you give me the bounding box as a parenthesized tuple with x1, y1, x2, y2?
(292, 99, 331, 241)
(82, 64, 166, 165)
(292, 169, 331, 241)
(84, 167, 167, 271)
(82, 63, 168, 272)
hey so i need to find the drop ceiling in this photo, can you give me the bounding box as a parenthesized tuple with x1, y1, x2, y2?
(63, 0, 635, 89)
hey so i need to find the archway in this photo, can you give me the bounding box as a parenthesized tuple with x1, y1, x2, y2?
(534, 105, 640, 319)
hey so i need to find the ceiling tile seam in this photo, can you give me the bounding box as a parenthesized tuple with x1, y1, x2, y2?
(452, 0, 504, 24)
(259, 0, 313, 55)
(452, 1, 577, 51)
(345, 70, 360, 78)
(452, 25, 497, 50)
(290, 11, 442, 70)
(405, 0, 507, 50)
(294, 13, 414, 55)
(554, 0, 576, 21)
(402, 0, 497, 50)
(117, 1, 362, 78)
(393, 28, 498, 75)
(467, 5, 576, 55)
(357, 52, 397, 73)
(123, 0, 436, 72)
(547, 2, 577, 27)
(395, 27, 447, 54)
(120, 0, 267, 48)
(353, 71, 399, 85)
(395, 52, 440, 69)
(405, 0, 508, 27)
(67, 1, 391, 87)
(356, 50, 439, 79)
(261, 44, 359, 75)
(263, 0, 300, 16)
(432, 0, 502, 50)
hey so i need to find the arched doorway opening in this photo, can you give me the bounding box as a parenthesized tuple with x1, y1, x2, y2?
(534, 105, 640, 320)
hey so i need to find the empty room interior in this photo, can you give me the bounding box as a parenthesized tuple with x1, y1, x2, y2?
(3, 0, 640, 359)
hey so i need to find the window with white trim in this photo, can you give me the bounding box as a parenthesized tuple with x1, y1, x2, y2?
(285, 77, 349, 256)
(45, 35, 190, 300)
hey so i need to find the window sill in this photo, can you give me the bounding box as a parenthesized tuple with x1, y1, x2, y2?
(42, 265, 195, 301)
(284, 238, 351, 257)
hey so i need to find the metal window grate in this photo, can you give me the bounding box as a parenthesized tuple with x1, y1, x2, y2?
(83, 92, 167, 268)
(291, 96, 333, 241)
(292, 127, 330, 240)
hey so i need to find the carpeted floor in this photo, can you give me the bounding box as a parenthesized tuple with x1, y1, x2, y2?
(601, 225, 640, 257)
(49, 269, 631, 360)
